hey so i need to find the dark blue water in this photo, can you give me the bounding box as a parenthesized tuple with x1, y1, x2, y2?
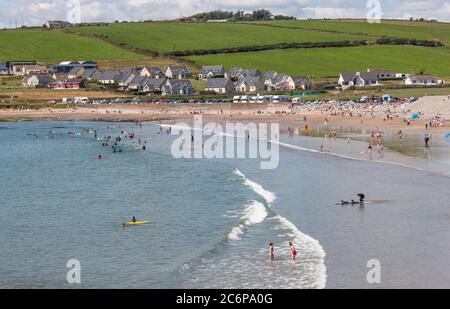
(0, 121, 449, 288)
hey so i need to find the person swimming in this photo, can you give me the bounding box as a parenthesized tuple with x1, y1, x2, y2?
(357, 193, 366, 203)
(132, 216, 137, 223)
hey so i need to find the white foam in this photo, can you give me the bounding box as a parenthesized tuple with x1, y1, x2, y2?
(228, 200, 268, 241)
(234, 169, 277, 205)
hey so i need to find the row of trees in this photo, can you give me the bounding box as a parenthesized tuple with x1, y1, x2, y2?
(189, 9, 296, 22)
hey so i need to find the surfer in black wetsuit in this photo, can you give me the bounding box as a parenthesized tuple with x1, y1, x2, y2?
(132, 216, 137, 223)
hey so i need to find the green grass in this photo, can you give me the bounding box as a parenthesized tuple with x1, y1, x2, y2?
(0, 29, 143, 63)
(186, 45, 450, 78)
(253, 20, 450, 46)
(65, 22, 368, 54)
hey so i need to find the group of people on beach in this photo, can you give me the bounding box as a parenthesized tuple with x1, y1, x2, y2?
(268, 242, 298, 262)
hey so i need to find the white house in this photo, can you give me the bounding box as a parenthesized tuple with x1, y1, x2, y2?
(338, 72, 379, 89)
(99, 71, 120, 84)
(164, 66, 191, 79)
(205, 78, 235, 94)
(405, 75, 444, 86)
(22, 75, 54, 88)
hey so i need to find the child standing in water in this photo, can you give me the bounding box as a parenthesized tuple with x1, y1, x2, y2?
(269, 243, 275, 261)
(290, 242, 298, 260)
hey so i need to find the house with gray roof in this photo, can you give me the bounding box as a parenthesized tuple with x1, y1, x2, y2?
(117, 72, 137, 88)
(235, 76, 265, 93)
(338, 71, 379, 89)
(199, 65, 225, 80)
(291, 76, 312, 90)
(162, 79, 194, 96)
(205, 78, 235, 94)
(99, 71, 120, 84)
(67, 67, 86, 79)
(140, 67, 163, 79)
(405, 74, 444, 86)
(82, 69, 102, 81)
(128, 76, 147, 91)
(22, 75, 55, 88)
(164, 66, 191, 79)
(141, 78, 167, 93)
(263, 72, 295, 91)
(226, 67, 243, 80)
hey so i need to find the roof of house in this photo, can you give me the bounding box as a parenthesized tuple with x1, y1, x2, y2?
(340, 72, 357, 82)
(206, 78, 231, 89)
(117, 72, 136, 84)
(26, 75, 54, 84)
(240, 69, 261, 78)
(166, 79, 193, 89)
(0, 63, 9, 70)
(359, 72, 379, 81)
(227, 67, 242, 77)
(100, 71, 119, 81)
(68, 67, 84, 75)
(238, 76, 262, 87)
(291, 76, 311, 84)
(166, 66, 190, 75)
(142, 78, 166, 89)
(408, 74, 437, 81)
(201, 65, 225, 75)
(143, 66, 162, 74)
(82, 68, 100, 78)
(129, 76, 147, 86)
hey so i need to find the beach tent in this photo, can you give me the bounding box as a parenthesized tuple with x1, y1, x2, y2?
(411, 114, 421, 120)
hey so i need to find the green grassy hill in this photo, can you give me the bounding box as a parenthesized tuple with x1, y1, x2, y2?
(0, 20, 448, 80)
(65, 22, 367, 54)
(0, 29, 143, 63)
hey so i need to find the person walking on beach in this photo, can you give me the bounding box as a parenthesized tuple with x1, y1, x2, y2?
(289, 242, 298, 261)
(424, 132, 431, 148)
(269, 243, 275, 261)
(368, 145, 373, 160)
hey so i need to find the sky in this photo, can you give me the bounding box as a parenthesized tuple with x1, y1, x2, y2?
(0, 0, 449, 28)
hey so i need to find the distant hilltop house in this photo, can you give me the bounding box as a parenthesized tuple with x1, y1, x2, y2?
(54, 61, 98, 73)
(199, 65, 225, 80)
(164, 66, 191, 79)
(43, 20, 72, 28)
(205, 78, 235, 94)
(405, 74, 444, 86)
(338, 71, 380, 89)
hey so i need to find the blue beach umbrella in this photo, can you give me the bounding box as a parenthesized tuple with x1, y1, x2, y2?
(411, 114, 421, 120)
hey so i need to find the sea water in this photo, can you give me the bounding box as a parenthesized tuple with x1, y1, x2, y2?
(0, 121, 449, 289)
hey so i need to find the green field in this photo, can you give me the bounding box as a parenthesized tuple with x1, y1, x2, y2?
(253, 20, 450, 46)
(186, 45, 450, 78)
(65, 22, 368, 54)
(0, 29, 143, 63)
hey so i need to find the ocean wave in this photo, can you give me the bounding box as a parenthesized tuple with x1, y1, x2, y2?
(232, 169, 327, 289)
(233, 169, 277, 205)
(228, 200, 268, 241)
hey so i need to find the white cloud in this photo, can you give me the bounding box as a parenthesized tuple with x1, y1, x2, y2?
(0, 0, 448, 28)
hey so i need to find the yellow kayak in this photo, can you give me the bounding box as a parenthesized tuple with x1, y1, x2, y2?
(126, 221, 150, 225)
